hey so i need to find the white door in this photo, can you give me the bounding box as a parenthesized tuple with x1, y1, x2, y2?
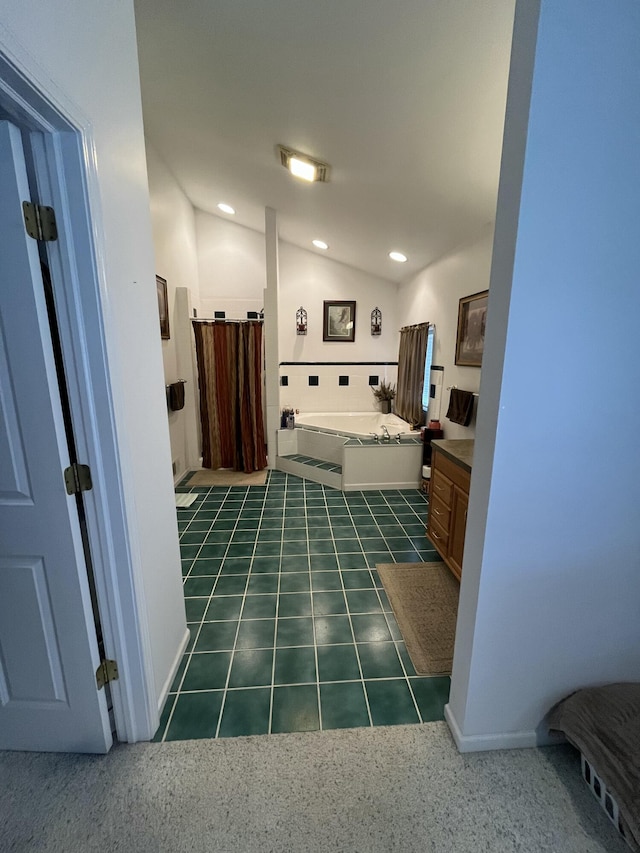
(0, 120, 112, 753)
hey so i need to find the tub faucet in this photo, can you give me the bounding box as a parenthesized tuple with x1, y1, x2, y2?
(369, 432, 379, 443)
(381, 425, 390, 441)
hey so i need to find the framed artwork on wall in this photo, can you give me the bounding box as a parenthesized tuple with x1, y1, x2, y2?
(455, 290, 488, 367)
(156, 275, 170, 340)
(323, 300, 356, 342)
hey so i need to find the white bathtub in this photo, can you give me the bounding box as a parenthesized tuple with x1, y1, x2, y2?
(295, 411, 415, 439)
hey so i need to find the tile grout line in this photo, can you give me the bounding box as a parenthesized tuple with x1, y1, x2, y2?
(199, 484, 251, 739)
(163, 483, 227, 741)
(326, 488, 374, 728)
(307, 478, 322, 732)
(267, 471, 286, 735)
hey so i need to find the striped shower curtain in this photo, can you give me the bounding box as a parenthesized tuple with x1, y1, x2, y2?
(192, 320, 268, 473)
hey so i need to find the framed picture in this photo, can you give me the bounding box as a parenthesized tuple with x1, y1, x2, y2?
(455, 290, 488, 367)
(156, 275, 170, 340)
(323, 300, 356, 342)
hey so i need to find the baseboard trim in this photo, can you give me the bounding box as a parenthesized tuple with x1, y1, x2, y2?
(156, 627, 191, 716)
(444, 703, 539, 752)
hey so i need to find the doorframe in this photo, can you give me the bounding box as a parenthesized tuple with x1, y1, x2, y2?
(0, 37, 157, 741)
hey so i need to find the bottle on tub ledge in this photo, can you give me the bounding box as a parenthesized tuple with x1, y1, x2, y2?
(280, 407, 296, 429)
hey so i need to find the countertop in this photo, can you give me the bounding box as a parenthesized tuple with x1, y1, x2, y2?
(430, 439, 474, 473)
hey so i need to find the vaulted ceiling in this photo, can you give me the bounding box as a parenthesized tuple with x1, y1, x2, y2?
(134, 0, 515, 283)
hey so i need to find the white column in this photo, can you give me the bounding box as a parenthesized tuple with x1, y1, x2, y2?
(264, 207, 280, 468)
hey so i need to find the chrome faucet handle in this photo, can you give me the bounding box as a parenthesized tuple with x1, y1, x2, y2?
(369, 432, 379, 442)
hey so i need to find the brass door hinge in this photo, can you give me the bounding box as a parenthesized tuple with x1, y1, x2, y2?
(64, 463, 93, 495)
(22, 201, 58, 241)
(96, 659, 119, 690)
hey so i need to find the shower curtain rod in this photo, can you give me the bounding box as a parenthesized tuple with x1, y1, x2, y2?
(193, 318, 263, 323)
(399, 321, 430, 332)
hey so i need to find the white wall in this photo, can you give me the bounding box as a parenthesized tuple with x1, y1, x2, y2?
(447, 0, 640, 751)
(1, 1, 187, 720)
(196, 210, 265, 319)
(147, 143, 200, 478)
(278, 242, 399, 413)
(194, 209, 400, 415)
(398, 226, 493, 438)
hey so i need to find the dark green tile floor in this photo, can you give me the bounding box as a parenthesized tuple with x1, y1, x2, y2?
(154, 470, 450, 741)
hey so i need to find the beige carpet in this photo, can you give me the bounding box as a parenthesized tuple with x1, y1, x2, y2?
(377, 562, 459, 675)
(187, 468, 268, 487)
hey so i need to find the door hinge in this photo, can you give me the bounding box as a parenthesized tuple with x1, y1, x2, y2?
(22, 201, 58, 242)
(63, 463, 93, 495)
(96, 658, 119, 690)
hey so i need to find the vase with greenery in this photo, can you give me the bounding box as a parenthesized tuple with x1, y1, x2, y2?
(372, 380, 396, 414)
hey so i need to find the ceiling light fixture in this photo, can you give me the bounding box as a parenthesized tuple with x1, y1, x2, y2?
(217, 203, 235, 215)
(312, 239, 329, 250)
(277, 145, 330, 183)
(388, 251, 408, 263)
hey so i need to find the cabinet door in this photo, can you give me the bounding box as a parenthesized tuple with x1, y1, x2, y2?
(448, 486, 469, 580)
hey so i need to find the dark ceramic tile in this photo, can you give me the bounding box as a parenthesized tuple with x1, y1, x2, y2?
(274, 646, 317, 685)
(276, 617, 315, 648)
(312, 590, 347, 616)
(357, 642, 404, 679)
(316, 643, 360, 682)
(409, 676, 450, 722)
(235, 619, 276, 650)
(341, 570, 374, 590)
(164, 691, 223, 741)
(205, 595, 243, 622)
(345, 589, 383, 614)
(214, 575, 248, 596)
(228, 648, 274, 688)
(194, 621, 238, 652)
(184, 598, 208, 622)
(279, 573, 311, 593)
(365, 679, 419, 726)
(241, 594, 277, 620)
(314, 615, 353, 645)
(338, 553, 368, 569)
(183, 576, 216, 597)
(182, 651, 232, 691)
(152, 694, 176, 742)
(271, 685, 319, 734)
(278, 592, 312, 618)
(247, 573, 279, 594)
(218, 687, 271, 738)
(350, 614, 392, 643)
(311, 571, 343, 591)
(320, 682, 370, 730)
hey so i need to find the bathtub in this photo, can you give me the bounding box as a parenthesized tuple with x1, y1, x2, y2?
(294, 411, 415, 439)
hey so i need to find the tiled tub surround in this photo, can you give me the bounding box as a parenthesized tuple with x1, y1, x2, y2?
(277, 427, 422, 491)
(279, 363, 398, 414)
(156, 471, 449, 741)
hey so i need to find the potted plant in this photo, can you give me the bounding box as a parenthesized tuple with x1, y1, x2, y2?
(372, 380, 396, 414)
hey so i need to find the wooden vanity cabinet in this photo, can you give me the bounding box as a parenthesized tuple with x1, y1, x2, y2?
(427, 447, 471, 581)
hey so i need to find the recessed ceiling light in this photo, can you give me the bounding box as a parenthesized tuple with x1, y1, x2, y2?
(388, 251, 408, 263)
(277, 145, 330, 183)
(217, 203, 235, 215)
(312, 239, 329, 250)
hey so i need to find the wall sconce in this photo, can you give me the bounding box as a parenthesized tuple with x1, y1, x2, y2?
(371, 307, 382, 336)
(296, 306, 308, 335)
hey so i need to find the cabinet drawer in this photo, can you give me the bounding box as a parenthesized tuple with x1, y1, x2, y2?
(429, 494, 451, 529)
(433, 449, 471, 492)
(427, 514, 449, 550)
(431, 469, 453, 507)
